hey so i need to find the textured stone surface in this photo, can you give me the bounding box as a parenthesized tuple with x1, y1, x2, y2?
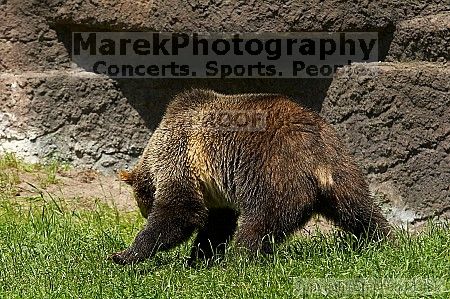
(0, 1, 70, 71)
(322, 62, 450, 225)
(45, 0, 448, 32)
(0, 71, 151, 171)
(0, 70, 331, 172)
(1, 0, 449, 72)
(387, 12, 450, 62)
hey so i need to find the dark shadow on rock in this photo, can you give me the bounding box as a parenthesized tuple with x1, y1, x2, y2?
(115, 78, 332, 130)
(378, 23, 396, 61)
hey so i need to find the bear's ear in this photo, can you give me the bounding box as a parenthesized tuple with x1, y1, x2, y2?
(119, 170, 134, 185)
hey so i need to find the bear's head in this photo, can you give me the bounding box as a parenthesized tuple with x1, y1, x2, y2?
(119, 170, 155, 219)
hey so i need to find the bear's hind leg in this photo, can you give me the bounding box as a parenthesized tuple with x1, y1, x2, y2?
(189, 208, 239, 264)
(234, 205, 314, 255)
(232, 178, 317, 254)
(318, 170, 391, 241)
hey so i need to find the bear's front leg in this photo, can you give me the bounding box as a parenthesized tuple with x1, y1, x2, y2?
(110, 194, 207, 265)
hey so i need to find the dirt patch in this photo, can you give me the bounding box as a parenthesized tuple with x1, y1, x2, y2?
(13, 168, 136, 212)
(5, 165, 335, 233)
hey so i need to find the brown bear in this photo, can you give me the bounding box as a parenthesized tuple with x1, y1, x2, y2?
(110, 89, 391, 265)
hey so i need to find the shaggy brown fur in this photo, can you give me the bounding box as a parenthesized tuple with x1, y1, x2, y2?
(109, 89, 391, 265)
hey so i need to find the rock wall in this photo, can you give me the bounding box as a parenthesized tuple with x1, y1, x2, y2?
(387, 13, 450, 62)
(1, 0, 449, 225)
(320, 11, 450, 225)
(322, 62, 449, 225)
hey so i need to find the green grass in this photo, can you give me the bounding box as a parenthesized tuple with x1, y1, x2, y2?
(0, 155, 449, 298)
(0, 153, 70, 197)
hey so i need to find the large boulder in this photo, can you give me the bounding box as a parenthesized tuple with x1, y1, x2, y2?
(0, 1, 70, 71)
(387, 12, 450, 62)
(0, 71, 151, 171)
(322, 62, 450, 225)
(45, 0, 448, 32)
(1, 0, 448, 73)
